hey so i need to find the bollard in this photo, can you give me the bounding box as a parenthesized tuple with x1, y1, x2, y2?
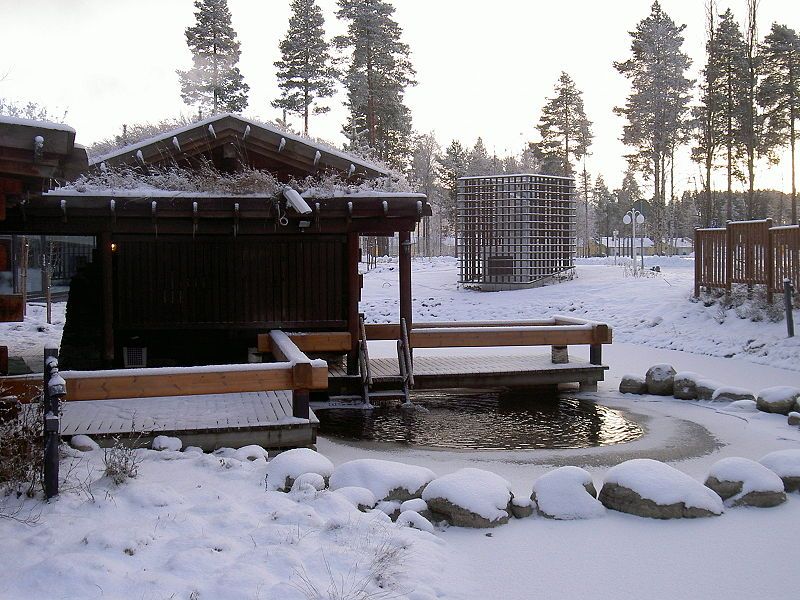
(785, 279, 795, 338)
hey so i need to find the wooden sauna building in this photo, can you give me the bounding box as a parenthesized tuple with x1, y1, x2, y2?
(457, 174, 576, 290)
(0, 114, 429, 373)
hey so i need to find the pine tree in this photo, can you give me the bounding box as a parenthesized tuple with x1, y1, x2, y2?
(273, 0, 335, 135)
(534, 72, 593, 176)
(592, 176, 615, 241)
(178, 0, 249, 114)
(708, 9, 750, 221)
(466, 137, 493, 176)
(439, 140, 469, 227)
(409, 132, 444, 252)
(742, 0, 762, 220)
(758, 23, 800, 224)
(614, 2, 693, 215)
(335, 0, 416, 170)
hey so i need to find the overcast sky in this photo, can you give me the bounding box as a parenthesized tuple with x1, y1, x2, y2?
(1, 0, 799, 195)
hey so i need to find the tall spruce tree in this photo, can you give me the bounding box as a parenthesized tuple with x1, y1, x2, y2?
(742, 0, 762, 219)
(178, 0, 249, 114)
(534, 72, 593, 176)
(440, 140, 469, 228)
(614, 1, 693, 236)
(711, 9, 750, 220)
(466, 137, 493, 176)
(758, 23, 800, 224)
(273, 0, 335, 135)
(334, 0, 416, 169)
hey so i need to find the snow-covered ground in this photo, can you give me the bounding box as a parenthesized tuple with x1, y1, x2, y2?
(2, 257, 800, 599)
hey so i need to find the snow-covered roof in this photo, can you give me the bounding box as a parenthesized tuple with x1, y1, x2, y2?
(89, 113, 390, 178)
(0, 114, 76, 133)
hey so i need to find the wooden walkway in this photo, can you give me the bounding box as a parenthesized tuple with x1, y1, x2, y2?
(329, 353, 606, 391)
(48, 390, 319, 451)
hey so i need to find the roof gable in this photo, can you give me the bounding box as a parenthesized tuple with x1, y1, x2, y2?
(90, 114, 389, 180)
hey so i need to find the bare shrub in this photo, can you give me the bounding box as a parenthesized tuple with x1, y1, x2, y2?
(102, 435, 143, 485)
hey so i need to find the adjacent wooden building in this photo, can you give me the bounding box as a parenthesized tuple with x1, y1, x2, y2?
(0, 114, 429, 372)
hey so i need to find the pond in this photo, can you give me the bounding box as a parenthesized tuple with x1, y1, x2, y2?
(316, 389, 643, 450)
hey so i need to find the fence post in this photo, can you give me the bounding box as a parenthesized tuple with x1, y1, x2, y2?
(786, 279, 795, 338)
(43, 345, 64, 499)
(766, 219, 774, 304)
(693, 228, 701, 298)
(725, 221, 733, 295)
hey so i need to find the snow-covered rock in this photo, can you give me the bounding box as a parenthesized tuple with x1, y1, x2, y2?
(695, 379, 722, 401)
(509, 495, 535, 519)
(265, 448, 334, 492)
(423, 468, 512, 528)
(619, 374, 648, 394)
(645, 364, 676, 395)
(396, 510, 435, 533)
(531, 466, 605, 520)
(673, 372, 700, 400)
(756, 386, 800, 415)
(69, 434, 99, 452)
(788, 412, 800, 427)
(400, 498, 431, 520)
(291, 472, 326, 492)
(330, 459, 435, 502)
(233, 445, 269, 462)
(760, 450, 800, 492)
(376, 500, 402, 521)
(152, 435, 182, 451)
(332, 486, 376, 511)
(722, 400, 759, 413)
(183, 446, 204, 454)
(704, 457, 786, 508)
(598, 459, 723, 519)
(712, 387, 756, 403)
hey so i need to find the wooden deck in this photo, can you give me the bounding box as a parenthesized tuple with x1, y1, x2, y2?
(329, 353, 606, 391)
(49, 390, 319, 451)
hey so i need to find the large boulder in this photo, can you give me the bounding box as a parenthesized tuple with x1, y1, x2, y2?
(265, 448, 334, 492)
(619, 374, 648, 395)
(756, 386, 800, 415)
(422, 468, 512, 528)
(704, 457, 785, 508)
(645, 364, 676, 396)
(330, 459, 435, 502)
(712, 387, 756, 403)
(760, 449, 800, 493)
(788, 412, 800, 427)
(673, 372, 700, 400)
(531, 466, 605, 520)
(695, 379, 722, 401)
(598, 459, 723, 519)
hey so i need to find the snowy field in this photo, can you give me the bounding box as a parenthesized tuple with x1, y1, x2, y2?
(2, 257, 800, 600)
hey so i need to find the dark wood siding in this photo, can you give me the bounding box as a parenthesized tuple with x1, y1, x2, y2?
(114, 235, 348, 330)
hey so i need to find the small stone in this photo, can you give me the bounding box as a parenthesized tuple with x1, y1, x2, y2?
(70, 434, 100, 452)
(619, 374, 648, 395)
(509, 495, 535, 519)
(712, 387, 756, 403)
(756, 387, 800, 415)
(645, 364, 676, 396)
(695, 379, 722, 401)
(788, 412, 800, 427)
(673, 372, 699, 400)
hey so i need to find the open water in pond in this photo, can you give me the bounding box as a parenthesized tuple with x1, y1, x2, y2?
(316, 390, 644, 450)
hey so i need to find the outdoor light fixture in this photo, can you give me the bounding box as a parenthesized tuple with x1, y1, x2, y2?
(623, 208, 645, 272)
(283, 187, 312, 216)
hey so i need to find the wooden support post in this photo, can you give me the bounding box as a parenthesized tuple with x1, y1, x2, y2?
(693, 228, 701, 298)
(765, 218, 774, 304)
(399, 231, 412, 331)
(0, 345, 7, 376)
(551, 345, 569, 364)
(589, 345, 602, 365)
(292, 389, 310, 419)
(346, 234, 360, 375)
(99, 231, 115, 367)
(725, 222, 733, 295)
(43, 346, 62, 500)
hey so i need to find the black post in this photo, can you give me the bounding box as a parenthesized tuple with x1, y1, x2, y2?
(43, 346, 64, 499)
(590, 344, 602, 366)
(785, 279, 795, 338)
(292, 389, 310, 419)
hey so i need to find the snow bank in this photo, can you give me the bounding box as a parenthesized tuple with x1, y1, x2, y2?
(422, 468, 512, 525)
(265, 448, 334, 492)
(330, 459, 435, 501)
(600, 459, 723, 518)
(531, 466, 605, 520)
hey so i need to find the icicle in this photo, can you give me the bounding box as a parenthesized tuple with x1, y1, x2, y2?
(243, 125, 251, 139)
(172, 137, 181, 152)
(208, 124, 216, 138)
(278, 137, 286, 152)
(313, 150, 321, 167)
(136, 149, 145, 164)
(348, 164, 356, 177)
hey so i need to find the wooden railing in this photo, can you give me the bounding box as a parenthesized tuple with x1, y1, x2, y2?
(695, 220, 800, 300)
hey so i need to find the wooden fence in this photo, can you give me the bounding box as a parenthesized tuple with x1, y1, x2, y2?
(695, 219, 800, 301)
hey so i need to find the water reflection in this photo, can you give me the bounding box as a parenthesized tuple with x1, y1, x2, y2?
(316, 389, 643, 450)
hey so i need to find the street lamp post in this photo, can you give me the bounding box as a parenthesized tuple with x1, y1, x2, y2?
(623, 208, 645, 273)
